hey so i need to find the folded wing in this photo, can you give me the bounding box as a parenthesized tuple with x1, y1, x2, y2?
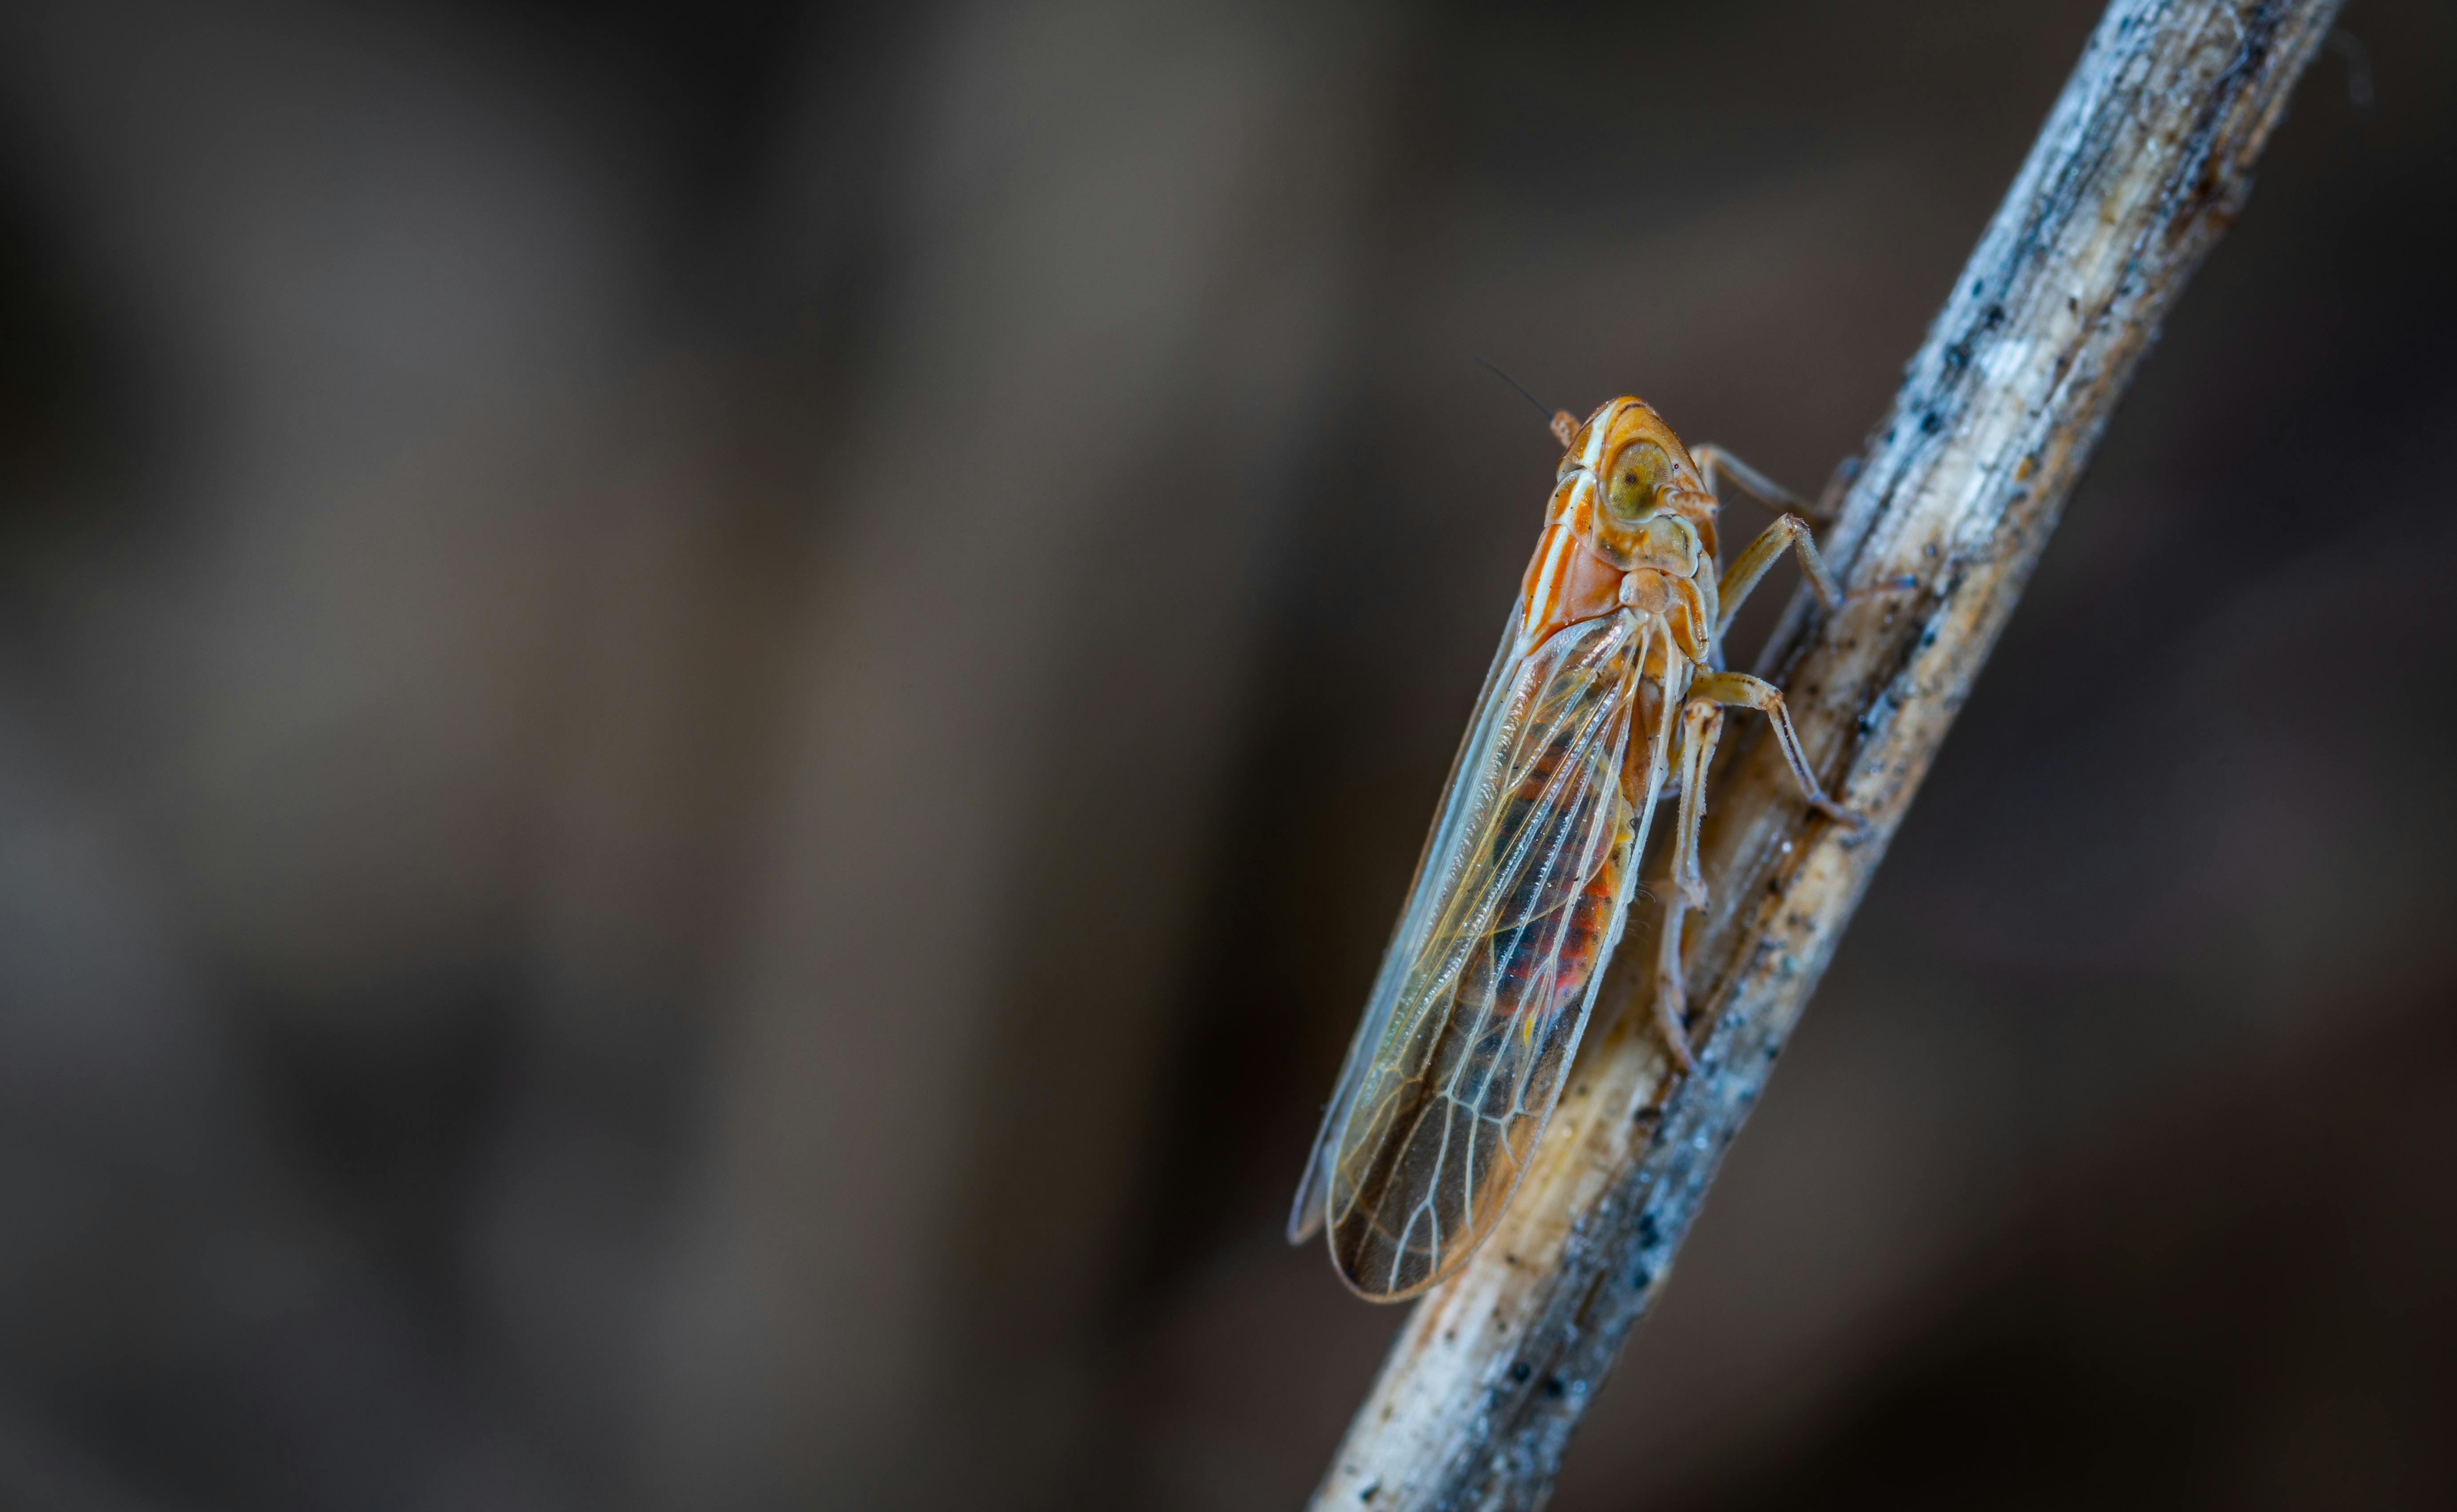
(1299, 608, 1657, 1299)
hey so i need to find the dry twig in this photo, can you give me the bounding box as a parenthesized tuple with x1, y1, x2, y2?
(1308, 1, 2348, 1506)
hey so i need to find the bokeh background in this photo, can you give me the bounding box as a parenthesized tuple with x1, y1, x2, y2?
(0, 0, 2452, 1508)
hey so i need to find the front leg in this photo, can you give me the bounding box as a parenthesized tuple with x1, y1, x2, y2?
(1689, 444, 1826, 519)
(1715, 515, 1843, 635)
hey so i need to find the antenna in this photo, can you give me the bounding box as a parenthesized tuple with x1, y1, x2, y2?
(1473, 355, 1554, 424)
(1474, 355, 1580, 449)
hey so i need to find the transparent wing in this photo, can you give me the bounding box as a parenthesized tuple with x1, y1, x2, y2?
(1285, 608, 1525, 1245)
(1307, 609, 1669, 1299)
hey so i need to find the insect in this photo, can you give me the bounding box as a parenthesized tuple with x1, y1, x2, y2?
(1287, 396, 1859, 1301)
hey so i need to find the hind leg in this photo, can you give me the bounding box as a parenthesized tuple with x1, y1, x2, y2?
(1649, 666, 1865, 1070)
(1651, 696, 1725, 1071)
(1686, 670, 1862, 824)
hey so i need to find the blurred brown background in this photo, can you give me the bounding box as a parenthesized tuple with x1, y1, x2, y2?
(0, 0, 2451, 1508)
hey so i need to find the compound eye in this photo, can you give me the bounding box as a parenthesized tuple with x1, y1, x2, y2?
(1603, 440, 1673, 520)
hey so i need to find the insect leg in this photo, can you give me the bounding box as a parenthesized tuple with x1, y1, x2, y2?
(1651, 695, 1724, 1071)
(1715, 515, 1843, 634)
(1689, 444, 1827, 519)
(1687, 669, 1862, 825)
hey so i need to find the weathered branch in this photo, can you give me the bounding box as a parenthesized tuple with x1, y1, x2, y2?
(1307, 2, 2345, 1507)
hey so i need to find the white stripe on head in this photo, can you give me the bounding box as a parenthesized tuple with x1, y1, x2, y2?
(1581, 401, 1618, 471)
